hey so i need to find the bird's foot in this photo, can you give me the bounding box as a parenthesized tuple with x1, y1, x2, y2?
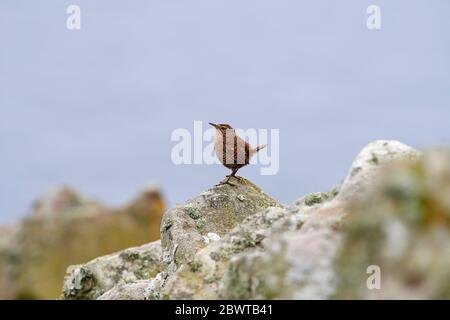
(215, 180, 237, 187)
(225, 175, 243, 180)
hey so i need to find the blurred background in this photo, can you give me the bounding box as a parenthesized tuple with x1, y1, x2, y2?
(0, 0, 449, 299)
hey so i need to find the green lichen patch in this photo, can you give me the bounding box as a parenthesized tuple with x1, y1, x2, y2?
(304, 194, 324, 206)
(329, 186, 340, 198)
(234, 232, 258, 250)
(293, 187, 339, 209)
(119, 251, 140, 262)
(369, 152, 379, 165)
(195, 218, 206, 229)
(185, 207, 201, 220)
(188, 261, 202, 273)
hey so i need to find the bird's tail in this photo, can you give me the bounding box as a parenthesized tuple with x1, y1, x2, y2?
(255, 144, 267, 153)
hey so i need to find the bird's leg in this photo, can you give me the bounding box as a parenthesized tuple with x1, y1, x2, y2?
(226, 168, 242, 180)
(215, 168, 240, 187)
(227, 168, 238, 180)
(224, 168, 237, 183)
(215, 179, 236, 187)
(215, 168, 237, 187)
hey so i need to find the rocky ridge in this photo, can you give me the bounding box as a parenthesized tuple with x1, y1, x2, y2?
(61, 141, 450, 299)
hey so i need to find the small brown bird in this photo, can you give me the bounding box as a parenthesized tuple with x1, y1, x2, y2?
(209, 123, 266, 185)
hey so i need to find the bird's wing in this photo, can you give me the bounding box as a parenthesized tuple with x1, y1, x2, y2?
(243, 140, 251, 164)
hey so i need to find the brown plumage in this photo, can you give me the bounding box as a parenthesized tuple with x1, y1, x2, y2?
(209, 122, 266, 185)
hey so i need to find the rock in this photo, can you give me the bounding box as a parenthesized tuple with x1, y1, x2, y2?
(158, 206, 290, 299)
(0, 225, 17, 251)
(0, 185, 165, 300)
(153, 177, 284, 299)
(158, 186, 338, 299)
(160, 177, 282, 277)
(219, 198, 342, 299)
(222, 229, 339, 300)
(97, 280, 153, 300)
(335, 150, 450, 299)
(93, 140, 428, 300)
(63, 240, 161, 300)
(0, 224, 19, 299)
(48, 140, 448, 300)
(337, 140, 421, 202)
(199, 140, 422, 299)
(31, 186, 98, 218)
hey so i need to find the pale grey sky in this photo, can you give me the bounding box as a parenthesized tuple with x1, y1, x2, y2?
(1, 1, 449, 222)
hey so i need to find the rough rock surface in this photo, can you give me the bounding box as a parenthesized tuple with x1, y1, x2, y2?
(63, 240, 161, 300)
(160, 177, 283, 277)
(61, 140, 450, 300)
(335, 150, 450, 299)
(212, 140, 421, 299)
(97, 280, 154, 300)
(158, 190, 338, 300)
(153, 140, 423, 299)
(0, 186, 165, 299)
(337, 140, 421, 202)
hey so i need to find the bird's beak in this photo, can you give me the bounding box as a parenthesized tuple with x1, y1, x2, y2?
(208, 122, 217, 128)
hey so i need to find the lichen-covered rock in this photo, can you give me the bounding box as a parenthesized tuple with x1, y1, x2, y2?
(211, 140, 422, 299)
(138, 141, 425, 300)
(219, 200, 344, 299)
(97, 280, 153, 300)
(62, 240, 161, 300)
(0, 186, 164, 300)
(337, 140, 421, 202)
(158, 207, 289, 299)
(222, 229, 339, 299)
(335, 150, 450, 299)
(158, 187, 337, 300)
(56, 140, 450, 300)
(160, 177, 282, 278)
